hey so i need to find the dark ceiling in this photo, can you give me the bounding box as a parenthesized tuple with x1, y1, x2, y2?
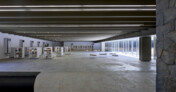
(0, 0, 156, 42)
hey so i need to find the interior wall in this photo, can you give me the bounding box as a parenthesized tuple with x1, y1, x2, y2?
(64, 42, 101, 51)
(0, 32, 54, 59)
(156, 0, 176, 91)
(64, 42, 93, 47)
(52, 42, 61, 47)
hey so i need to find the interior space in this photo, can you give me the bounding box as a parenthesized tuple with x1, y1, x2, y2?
(0, 0, 175, 92)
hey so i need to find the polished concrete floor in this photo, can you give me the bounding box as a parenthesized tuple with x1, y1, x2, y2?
(0, 52, 156, 92)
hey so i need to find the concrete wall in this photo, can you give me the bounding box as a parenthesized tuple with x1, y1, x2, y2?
(156, 0, 176, 91)
(0, 32, 55, 59)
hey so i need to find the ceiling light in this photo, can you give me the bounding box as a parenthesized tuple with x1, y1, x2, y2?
(0, 8, 155, 12)
(16, 31, 122, 34)
(34, 35, 62, 36)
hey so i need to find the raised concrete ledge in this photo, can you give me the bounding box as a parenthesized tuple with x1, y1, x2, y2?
(0, 72, 40, 92)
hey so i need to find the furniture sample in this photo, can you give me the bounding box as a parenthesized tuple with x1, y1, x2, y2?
(43, 47, 53, 59)
(10, 47, 25, 58)
(29, 47, 42, 59)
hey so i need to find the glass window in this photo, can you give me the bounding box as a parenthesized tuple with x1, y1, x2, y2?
(104, 36, 156, 59)
(105, 37, 140, 58)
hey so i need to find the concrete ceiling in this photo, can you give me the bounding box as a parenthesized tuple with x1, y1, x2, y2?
(0, 0, 156, 42)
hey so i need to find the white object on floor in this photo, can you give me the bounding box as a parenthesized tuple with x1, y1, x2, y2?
(90, 54, 97, 56)
(112, 54, 118, 57)
(99, 53, 107, 55)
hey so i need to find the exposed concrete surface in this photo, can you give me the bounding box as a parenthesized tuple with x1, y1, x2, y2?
(0, 52, 156, 92)
(35, 72, 155, 92)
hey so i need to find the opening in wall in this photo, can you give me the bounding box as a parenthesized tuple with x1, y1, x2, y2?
(43, 42, 45, 47)
(37, 42, 40, 47)
(19, 40, 25, 47)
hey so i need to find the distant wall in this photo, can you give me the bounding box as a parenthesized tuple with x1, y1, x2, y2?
(64, 42, 93, 46)
(52, 42, 61, 47)
(93, 43, 101, 51)
(64, 42, 101, 51)
(0, 32, 55, 59)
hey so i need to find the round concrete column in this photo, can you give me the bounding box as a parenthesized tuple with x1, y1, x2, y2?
(139, 37, 151, 61)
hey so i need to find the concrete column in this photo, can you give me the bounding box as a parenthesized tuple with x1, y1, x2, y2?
(136, 39, 139, 56)
(131, 40, 134, 55)
(60, 47, 63, 56)
(153, 36, 157, 59)
(101, 42, 105, 52)
(123, 41, 125, 53)
(117, 41, 119, 52)
(139, 37, 151, 61)
(128, 41, 129, 52)
(156, 0, 176, 91)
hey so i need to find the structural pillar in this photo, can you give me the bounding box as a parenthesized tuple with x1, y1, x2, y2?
(60, 47, 63, 56)
(156, 0, 176, 91)
(139, 37, 151, 61)
(101, 42, 105, 52)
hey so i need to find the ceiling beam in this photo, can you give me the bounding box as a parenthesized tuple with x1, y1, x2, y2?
(0, 16, 155, 19)
(0, 0, 155, 5)
(0, 27, 148, 32)
(0, 24, 155, 28)
(0, 18, 155, 21)
(0, 11, 155, 16)
(0, 21, 156, 24)
(0, 0, 156, 42)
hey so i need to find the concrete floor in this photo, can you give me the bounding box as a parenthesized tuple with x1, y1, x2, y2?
(0, 52, 156, 92)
